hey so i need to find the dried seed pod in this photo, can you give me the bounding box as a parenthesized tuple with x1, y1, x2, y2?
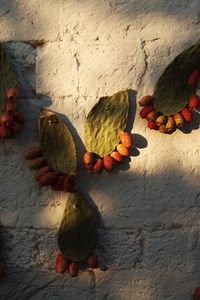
(139, 106, 154, 119)
(35, 166, 50, 181)
(28, 157, 46, 169)
(138, 95, 153, 107)
(24, 147, 43, 160)
(39, 171, 59, 186)
(119, 131, 133, 148)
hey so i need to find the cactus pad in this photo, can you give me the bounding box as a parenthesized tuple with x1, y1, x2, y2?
(84, 90, 129, 157)
(0, 44, 17, 112)
(38, 109, 77, 175)
(58, 192, 97, 262)
(154, 41, 200, 116)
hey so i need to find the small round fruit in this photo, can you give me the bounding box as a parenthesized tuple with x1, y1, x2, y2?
(92, 158, 103, 173)
(116, 144, 129, 157)
(55, 254, 67, 274)
(0, 112, 13, 126)
(147, 121, 158, 130)
(103, 155, 114, 171)
(68, 262, 79, 277)
(6, 87, 19, 102)
(110, 151, 123, 162)
(88, 255, 98, 269)
(83, 152, 94, 170)
(119, 131, 133, 148)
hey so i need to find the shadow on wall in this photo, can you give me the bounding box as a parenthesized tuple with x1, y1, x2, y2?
(0, 169, 200, 299)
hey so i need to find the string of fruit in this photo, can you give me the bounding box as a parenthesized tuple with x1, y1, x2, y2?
(139, 41, 200, 133)
(83, 90, 134, 172)
(0, 44, 25, 138)
(24, 108, 76, 192)
(23, 109, 99, 277)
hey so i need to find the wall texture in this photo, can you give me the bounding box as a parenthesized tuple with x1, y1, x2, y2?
(0, 1, 200, 299)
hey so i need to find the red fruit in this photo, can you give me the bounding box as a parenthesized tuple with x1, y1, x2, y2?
(119, 131, 133, 148)
(63, 176, 74, 192)
(92, 158, 103, 173)
(5, 101, 17, 112)
(193, 287, 200, 300)
(188, 70, 200, 87)
(138, 95, 153, 107)
(110, 151, 123, 162)
(159, 125, 168, 134)
(6, 87, 19, 102)
(139, 106, 154, 119)
(116, 144, 129, 157)
(10, 121, 22, 133)
(55, 254, 67, 274)
(103, 155, 114, 171)
(28, 157, 46, 169)
(13, 111, 25, 125)
(83, 152, 94, 170)
(87, 255, 98, 269)
(0, 112, 13, 126)
(147, 121, 158, 130)
(68, 262, 79, 277)
(35, 166, 50, 181)
(189, 95, 200, 110)
(52, 175, 65, 191)
(146, 110, 159, 122)
(24, 147, 43, 160)
(0, 262, 5, 278)
(181, 108, 192, 123)
(0, 124, 11, 138)
(39, 171, 59, 186)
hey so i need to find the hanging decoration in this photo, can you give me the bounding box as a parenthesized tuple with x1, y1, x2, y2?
(139, 41, 200, 133)
(0, 44, 25, 138)
(83, 90, 133, 173)
(24, 108, 77, 192)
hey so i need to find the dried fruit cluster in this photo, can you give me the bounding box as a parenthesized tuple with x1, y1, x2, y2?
(83, 131, 133, 173)
(24, 146, 74, 192)
(139, 70, 200, 134)
(0, 88, 25, 138)
(55, 253, 98, 277)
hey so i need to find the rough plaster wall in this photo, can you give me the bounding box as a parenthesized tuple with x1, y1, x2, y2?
(0, 1, 200, 299)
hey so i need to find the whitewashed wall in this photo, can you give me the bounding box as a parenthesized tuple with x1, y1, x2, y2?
(0, 1, 200, 299)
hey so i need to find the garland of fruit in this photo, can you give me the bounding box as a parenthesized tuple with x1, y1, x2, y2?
(139, 41, 200, 133)
(0, 45, 25, 138)
(83, 90, 133, 172)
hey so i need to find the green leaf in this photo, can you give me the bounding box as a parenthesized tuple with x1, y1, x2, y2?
(58, 192, 97, 262)
(154, 41, 200, 116)
(0, 44, 17, 109)
(38, 109, 77, 175)
(84, 90, 129, 157)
